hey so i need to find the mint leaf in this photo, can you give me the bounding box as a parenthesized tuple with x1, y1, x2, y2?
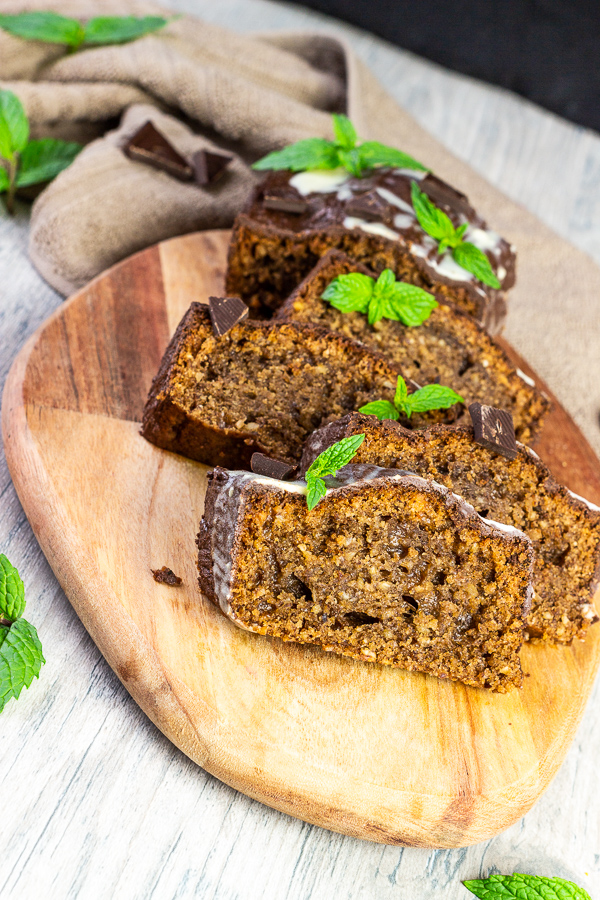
(0, 89, 29, 159)
(332, 113, 357, 150)
(252, 138, 340, 172)
(0, 11, 84, 48)
(321, 273, 373, 314)
(453, 241, 501, 289)
(463, 873, 591, 900)
(358, 141, 427, 172)
(0, 554, 25, 622)
(16, 138, 82, 188)
(404, 383, 464, 417)
(410, 180, 456, 242)
(0, 617, 45, 714)
(83, 15, 169, 45)
(394, 375, 409, 409)
(0, 166, 9, 193)
(369, 268, 397, 325)
(338, 147, 362, 177)
(305, 433, 366, 509)
(358, 400, 399, 421)
(305, 475, 327, 511)
(386, 283, 438, 327)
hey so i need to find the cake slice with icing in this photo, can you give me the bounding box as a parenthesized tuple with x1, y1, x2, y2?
(197, 463, 533, 692)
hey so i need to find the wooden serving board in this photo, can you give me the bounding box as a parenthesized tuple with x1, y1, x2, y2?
(3, 230, 600, 848)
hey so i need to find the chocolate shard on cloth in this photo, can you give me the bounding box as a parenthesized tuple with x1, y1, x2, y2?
(124, 121, 193, 181)
(151, 566, 182, 586)
(209, 296, 249, 336)
(193, 149, 232, 186)
(250, 453, 298, 480)
(469, 402, 518, 460)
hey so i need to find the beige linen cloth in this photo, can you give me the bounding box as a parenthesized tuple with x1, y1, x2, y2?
(1, 0, 599, 455)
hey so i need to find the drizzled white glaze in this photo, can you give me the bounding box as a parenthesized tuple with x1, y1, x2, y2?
(567, 490, 600, 512)
(289, 168, 349, 195)
(336, 183, 354, 201)
(410, 242, 474, 282)
(394, 168, 427, 180)
(343, 216, 400, 241)
(375, 187, 415, 215)
(466, 226, 503, 253)
(393, 213, 416, 229)
(516, 368, 536, 387)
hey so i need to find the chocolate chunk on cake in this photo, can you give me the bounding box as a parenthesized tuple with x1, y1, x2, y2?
(275, 250, 548, 444)
(302, 414, 600, 643)
(141, 303, 410, 468)
(226, 169, 514, 331)
(198, 465, 533, 691)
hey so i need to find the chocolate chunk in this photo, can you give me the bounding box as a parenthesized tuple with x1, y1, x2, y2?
(469, 402, 518, 460)
(251, 453, 298, 480)
(345, 190, 387, 222)
(209, 296, 249, 337)
(263, 193, 308, 215)
(421, 174, 473, 219)
(152, 566, 182, 586)
(193, 149, 232, 185)
(124, 121, 193, 181)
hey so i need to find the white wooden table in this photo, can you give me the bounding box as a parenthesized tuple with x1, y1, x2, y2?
(1, 1, 599, 898)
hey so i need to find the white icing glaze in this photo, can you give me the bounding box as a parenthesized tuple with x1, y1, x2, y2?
(336, 183, 354, 201)
(289, 168, 349, 195)
(410, 242, 474, 282)
(465, 226, 503, 253)
(481, 516, 527, 538)
(393, 213, 416, 230)
(516, 367, 536, 387)
(567, 490, 600, 512)
(394, 168, 427, 180)
(497, 265, 507, 281)
(375, 186, 415, 215)
(343, 216, 400, 242)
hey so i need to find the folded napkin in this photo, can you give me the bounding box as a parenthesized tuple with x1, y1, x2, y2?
(1, 0, 600, 453)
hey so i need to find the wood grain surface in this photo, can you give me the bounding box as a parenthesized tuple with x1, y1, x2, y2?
(3, 229, 599, 850)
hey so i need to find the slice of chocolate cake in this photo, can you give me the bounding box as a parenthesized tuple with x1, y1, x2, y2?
(301, 414, 600, 644)
(226, 169, 514, 331)
(275, 250, 548, 444)
(141, 303, 406, 468)
(198, 465, 533, 691)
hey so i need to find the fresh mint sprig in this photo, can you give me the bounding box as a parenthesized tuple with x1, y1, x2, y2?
(0, 554, 45, 714)
(463, 873, 591, 900)
(305, 433, 365, 510)
(410, 180, 501, 289)
(253, 113, 427, 178)
(0, 89, 81, 214)
(359, 375, 464, 421)
(0, 12, 170, 50)
(321, 268, 438, 327)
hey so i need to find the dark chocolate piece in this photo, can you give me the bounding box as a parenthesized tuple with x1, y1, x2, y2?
(208, 296, 249, 337)
(250, 453, 298, 480)
(152, 566, 182, 586)
(124, 121, 193, 181)
(263, 193, 308, 215)
(421, 173, 473, 219)
(193, 149, 232, 185)
(469, 402, 518, 460)
(345, 190, 387, 222)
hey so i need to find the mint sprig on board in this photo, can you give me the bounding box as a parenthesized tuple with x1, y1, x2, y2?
(0, 554, 45, 714)
(253, 113, 427, 177)
(360, 375, 464, 421)
(410, 181, 501, 289)
(0, 12, 170, 50)
(305, 433, 366, 510)
(321, 268, 438, 327)
(0, 89, 81, 214)
(463, 873, 591, 900)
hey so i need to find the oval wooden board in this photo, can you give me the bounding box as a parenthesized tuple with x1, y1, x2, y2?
(3, 230, 600, 848)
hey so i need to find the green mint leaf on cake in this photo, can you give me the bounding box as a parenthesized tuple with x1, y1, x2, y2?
(410, 181, 501, 289)
(321, 269, 437, 327)
(359, 375, 464, 421)
(305, 433, 366, 510)
(0, 90, 82, 214)
(463, 873, 592, 900)
(0, 555, 45, 714)
(252, 113, 427, 177)
(0, 12, 169, 50)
